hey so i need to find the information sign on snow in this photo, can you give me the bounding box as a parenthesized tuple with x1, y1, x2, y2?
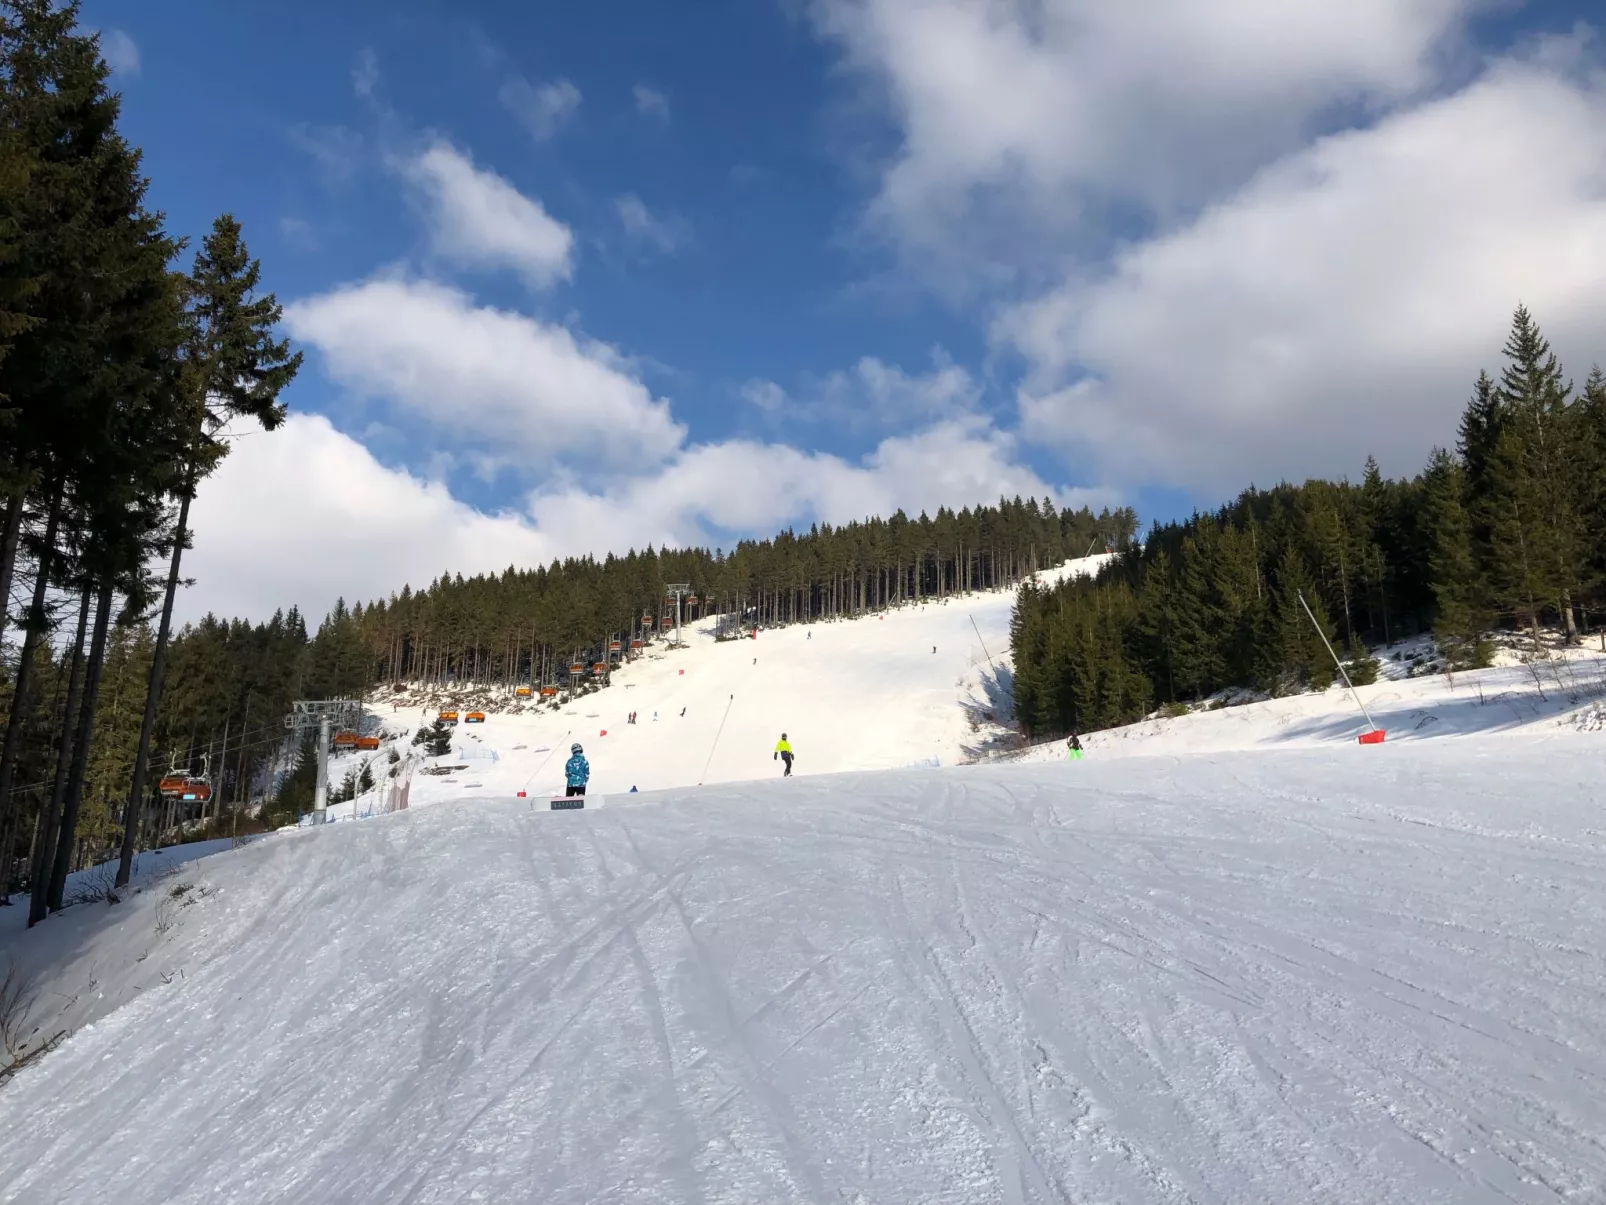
(550, 797, 585, 810)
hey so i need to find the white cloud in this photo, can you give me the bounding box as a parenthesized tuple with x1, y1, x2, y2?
(750, 354, 985, 434)
(820, 354, 981, 429)
(614, 194, 690, 254)
(278, 217, 319, 252)
(182, 413, 1075, 625)
(287, 123, 363, 187)
(99, 29, 139, 77)
(741, 379, 789, 413)
(633, 83, 670, 121)
(183, 415, 556, 627)
(812, 0, 1485, 267)
(500, 75, 582, 142)
(353, 48, 380, 99)
(405, 141, 574, 288)
(524, 422, 1064, 554)
(284, 278, 684, 469)
(1000, 55, 1606, 493)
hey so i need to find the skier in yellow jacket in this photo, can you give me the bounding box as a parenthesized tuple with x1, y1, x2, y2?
(774, 734, 794, 777)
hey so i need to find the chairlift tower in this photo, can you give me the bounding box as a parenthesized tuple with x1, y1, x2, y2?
(665, 583, 691, 648)
(284, 699, 363, 824)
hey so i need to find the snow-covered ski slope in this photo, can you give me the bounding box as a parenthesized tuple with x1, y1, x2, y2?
(1, 742, 1602, 1203)
(378, 556, 1111, 805)
(353, 555, 1606, 815)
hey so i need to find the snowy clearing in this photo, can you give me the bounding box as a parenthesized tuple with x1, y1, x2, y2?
(0, 742, 1602, 1203)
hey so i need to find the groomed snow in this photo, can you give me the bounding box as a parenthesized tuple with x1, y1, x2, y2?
(0, 742, 1602, 1203)
(360, 556, 1113, 805)
(1, 557, 1602, 1202)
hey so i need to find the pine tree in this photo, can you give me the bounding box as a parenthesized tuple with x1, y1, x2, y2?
(116, 215, 302, 888)
(1273, 547, 1336, 693)
(1484, 305, 1585, 642)
(1421, 448, 1488, 667)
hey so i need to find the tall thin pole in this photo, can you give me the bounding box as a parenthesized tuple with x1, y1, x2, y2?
(313, 714, 331, 824)
(700, 695, 734, 785)
(969, 614, 995, 670)
(1298, 590, 1379, 734)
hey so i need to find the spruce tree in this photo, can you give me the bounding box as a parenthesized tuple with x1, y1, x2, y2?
(1421, 448, 1488, 667)
(1485, 305, 1585, 642)
(1272, 547, 1336, 692)
(116, 215, 301, 888)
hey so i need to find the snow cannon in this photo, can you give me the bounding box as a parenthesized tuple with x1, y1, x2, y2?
(1358, 729, 1387, 745)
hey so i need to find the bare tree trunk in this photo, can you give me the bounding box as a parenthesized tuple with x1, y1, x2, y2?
(0, 471, 29, 653)
(117, 467, 194, 889)
(0, 486, 64, 903)
(47, 579, 114, 914)
(28, 584, 91, 925)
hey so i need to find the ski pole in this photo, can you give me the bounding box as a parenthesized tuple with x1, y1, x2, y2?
(700, 695, 734, 785)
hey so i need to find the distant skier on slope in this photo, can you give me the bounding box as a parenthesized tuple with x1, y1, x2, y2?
(564, 743, 590, 797)
(774, 734, 794, 777)
(1067, 733, 1083, 761)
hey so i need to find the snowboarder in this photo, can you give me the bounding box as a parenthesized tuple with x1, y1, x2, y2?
(564, 743, 590, 797)
(1067, 733, 1084, 761)
(680, 707, 686, 717)
(774, 733, 794, 777)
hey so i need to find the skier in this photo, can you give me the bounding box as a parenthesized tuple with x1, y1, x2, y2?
(564, 743, 590, 797)
(774, 733, 794, 777)
(1067, 733, 1084, 761)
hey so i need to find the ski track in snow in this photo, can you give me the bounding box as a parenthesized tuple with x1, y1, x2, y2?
(0, 742, 1602, 1204)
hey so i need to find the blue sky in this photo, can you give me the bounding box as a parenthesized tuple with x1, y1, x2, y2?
(81, 0, 1606, 622)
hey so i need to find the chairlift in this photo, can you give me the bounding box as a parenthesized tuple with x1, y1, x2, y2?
(568, 662, 584, 676)
(629, 638, 643, 649)
(592, 661, 607, 674)
(608, 640, 622, 652)
(687, 595, 699, 606)
(539, 686, 558, 697)
(180, 754, 213, 804)
(464, 711, 486, 724)
(158, 756, 188, 799)
(438, 709, 459, 724)
(514, 685, 533, 698)
(355, 735, 382, 751)
(332, 730, 358, 750)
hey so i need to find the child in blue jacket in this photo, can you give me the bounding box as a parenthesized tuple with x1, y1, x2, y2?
(564, 744, 590, 796)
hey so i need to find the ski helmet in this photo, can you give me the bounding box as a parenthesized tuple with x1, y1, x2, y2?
(571, 742, 582, 754)
(781, 733, 787, 740)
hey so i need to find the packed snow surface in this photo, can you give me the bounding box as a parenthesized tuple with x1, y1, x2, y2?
(2, 742, 1603, 1203)
(367, 559, 1110, 804)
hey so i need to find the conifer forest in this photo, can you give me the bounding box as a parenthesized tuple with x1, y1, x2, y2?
(2, 2, 1604, 918)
